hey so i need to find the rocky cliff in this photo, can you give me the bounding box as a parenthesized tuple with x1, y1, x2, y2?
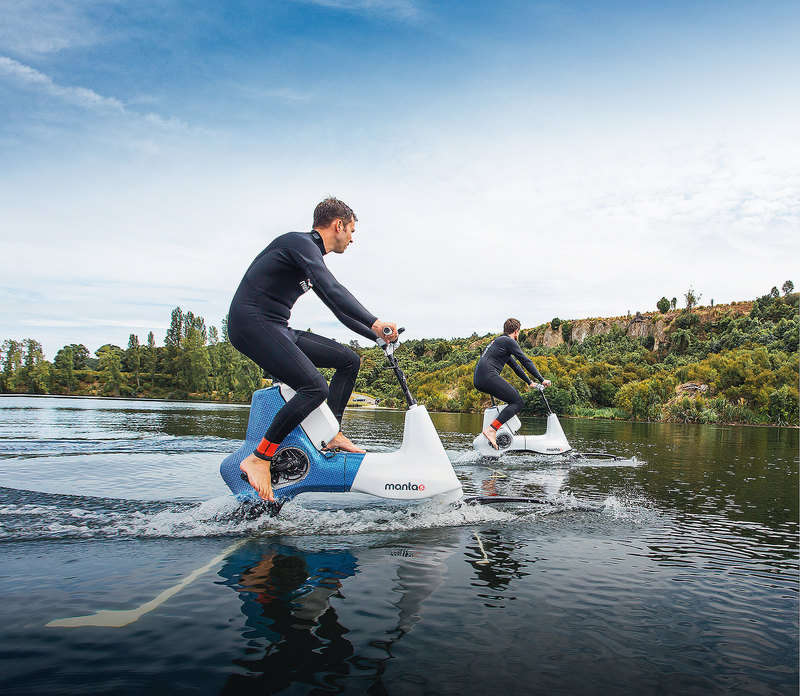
(526, 302, 753, 349)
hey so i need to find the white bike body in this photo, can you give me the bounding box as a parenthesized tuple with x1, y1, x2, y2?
(472, 404, 572, 458)
(221, 384, 463, 503)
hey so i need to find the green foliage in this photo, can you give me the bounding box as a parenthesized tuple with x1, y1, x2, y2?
(523, 379, 577, 416)
(768, 384, 799, 425)
(53, 346, 75, 395)
(0, 286, 796, 427)
(657, 297, 670, 313)
(685, 287, 701, 312)
(1, 339, 24, 392)
(97, 345, 124, 397)
(125, 334, 141, 390)
(614, 372, 676, 420)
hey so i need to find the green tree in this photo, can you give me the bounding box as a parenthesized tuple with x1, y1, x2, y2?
(614, 373, 675, 420)
(233, 351, 262, 399)
(684, 287, 701, 312)
(22, 339, 49, 394)
(97, 345, 125, 397)
(768, 384, 799, 425)
(657, 297, 670, 313)
(53, 345, 75, 394)
(178, 324, 211, 394)
(781, 280, 794, 295)
(671, 297, 677, 311)
(126, 334, 141, 390)
(164, 307, 183, 375)
(63, 344, 90, 369)
(145, 332, 157, 387)
(433, 341, 452, 362)
(670, 328, 692, 354)
(1, 339, 24, 392)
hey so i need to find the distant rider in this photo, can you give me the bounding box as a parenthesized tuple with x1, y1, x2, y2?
(228, 198, 397, 502)
(473, 318, 551, 449)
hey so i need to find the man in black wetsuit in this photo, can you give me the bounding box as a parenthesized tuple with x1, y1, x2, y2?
(228, 198, 397, 501)
(473, 318, 551, 449)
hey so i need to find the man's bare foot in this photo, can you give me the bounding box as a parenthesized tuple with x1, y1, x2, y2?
(326, 432, 366, 453)
(240, 453, 275, 502)
(482, 427, 499, 450)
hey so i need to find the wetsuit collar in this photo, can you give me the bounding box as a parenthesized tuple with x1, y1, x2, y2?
(310, 230, 328, 255)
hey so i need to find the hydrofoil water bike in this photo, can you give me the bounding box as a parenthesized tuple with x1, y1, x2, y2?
(472, 385, 621, 461)
(220, 329, 462, 514)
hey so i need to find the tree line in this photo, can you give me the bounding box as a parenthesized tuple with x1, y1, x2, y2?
(0, 308, 262, 402)
(1, 284, 798, 426)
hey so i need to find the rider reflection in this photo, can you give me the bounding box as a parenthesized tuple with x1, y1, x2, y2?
(217, 539, 455, 694)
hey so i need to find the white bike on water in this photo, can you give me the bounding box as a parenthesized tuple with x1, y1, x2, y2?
(220, 328, 463, 514)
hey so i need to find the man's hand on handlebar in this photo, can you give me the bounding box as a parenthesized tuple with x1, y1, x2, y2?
(372, 320, 398, 343)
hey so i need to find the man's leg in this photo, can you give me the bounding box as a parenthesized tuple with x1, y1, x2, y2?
(232, 321, 329, 501)
(294, 331, 360, 423)
(475, 374, 524, 449)
(294, 330, 364, 452)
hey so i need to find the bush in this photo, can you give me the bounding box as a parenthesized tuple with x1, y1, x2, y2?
(657, 297, 670, 313)
(614, 373, 675, 420)
(523, 381, 577, 416)
(768, 384, 800, 425)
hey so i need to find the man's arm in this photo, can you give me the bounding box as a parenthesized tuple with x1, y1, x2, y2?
(507, 356, 531, 383)
(298, 246, 380, 342)
(511, 343, 544, 383)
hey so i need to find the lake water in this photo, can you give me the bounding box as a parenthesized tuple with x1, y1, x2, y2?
(0, 395, 797, 695)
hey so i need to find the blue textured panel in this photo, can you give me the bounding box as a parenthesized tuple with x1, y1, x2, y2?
(220, 386, 365, 502)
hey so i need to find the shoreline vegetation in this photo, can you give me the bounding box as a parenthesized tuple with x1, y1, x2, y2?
(2, 285, 798, 427)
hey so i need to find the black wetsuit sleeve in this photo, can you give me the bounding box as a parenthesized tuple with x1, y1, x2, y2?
(296, 247, 378, 342)
(507, 357, 530, 383)
(511, 343, 544, 382)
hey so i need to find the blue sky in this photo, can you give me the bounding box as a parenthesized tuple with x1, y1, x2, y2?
(1, 0, 798, 359)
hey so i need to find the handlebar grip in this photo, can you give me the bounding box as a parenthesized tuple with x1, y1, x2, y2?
(382, 326, 405, 335)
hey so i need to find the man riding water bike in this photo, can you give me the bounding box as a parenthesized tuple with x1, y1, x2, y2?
(473, 318, 551, 449)
(228, 198, 397, 502)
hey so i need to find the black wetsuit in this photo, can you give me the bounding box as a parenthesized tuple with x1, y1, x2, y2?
(228, 231, 377, 457)
(473, 334, 544, 429)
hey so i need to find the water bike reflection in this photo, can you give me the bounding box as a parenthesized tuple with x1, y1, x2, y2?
(218, 538, 454, 692)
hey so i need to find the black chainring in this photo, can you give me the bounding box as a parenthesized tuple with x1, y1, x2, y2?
(270, 447, 310, 485)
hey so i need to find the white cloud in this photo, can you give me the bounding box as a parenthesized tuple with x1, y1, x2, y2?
(290, 0, 422, 21)
(0, 56, 125, 112)
(0, 0, 103, 56)
(0, 55, 199, 137)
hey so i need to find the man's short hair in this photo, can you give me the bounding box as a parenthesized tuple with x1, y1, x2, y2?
(504, 318, 521, 334)
(313, 197, 358, 229)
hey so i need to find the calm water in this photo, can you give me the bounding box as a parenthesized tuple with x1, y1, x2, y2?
(0, 395, 797, 695)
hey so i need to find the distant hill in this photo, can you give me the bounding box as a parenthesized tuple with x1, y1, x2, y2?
(2, 290, 797, 426)
(351, 290, 798, 426)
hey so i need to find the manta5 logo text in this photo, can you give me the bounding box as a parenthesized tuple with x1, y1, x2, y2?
(384, 482, 426, 491)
